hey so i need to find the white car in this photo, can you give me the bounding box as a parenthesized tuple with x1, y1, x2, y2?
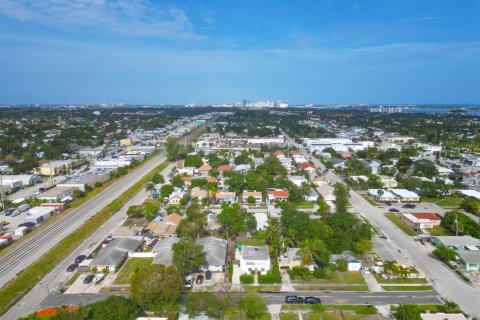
(362, 267, 371, 275)
(93, 273, 106, 283)
(184, 275, 194, 288)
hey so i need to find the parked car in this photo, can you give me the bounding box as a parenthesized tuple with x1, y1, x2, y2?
(304, 297, 321, 304)
(11, 210, 21, 217)
(389, 208, 399, 212)
(413, 228, 423, 234)
(75, 255, 87, 264)
(285, 295, 304, 304)
(384, 202, 392, 206)
(274, 204, 279, 209)
(2, 208, 15, 216)
(184, 275, 194, 288)
(17, 204, 30, 213)
(66, 263, 78, 272)
(206, 270, 212, 280)
(196, 275, 204, 284)
(39, 187, 46, 193)
(402, 203, 416, 209)
(362, 267, 371, 275)
(203, 210, 212, 214)
(94, 273, 106, 283)
(83, 274, 95, 284)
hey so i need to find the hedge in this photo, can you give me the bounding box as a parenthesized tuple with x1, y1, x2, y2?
(258, 264, 282, 284)
(240, 275, 254, 284)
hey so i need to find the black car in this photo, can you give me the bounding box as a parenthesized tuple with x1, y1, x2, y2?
(389, 208, 399, 213)
(39, 187, 46, 193)
(285, 295, 304, 304)
(203, 210, 212, 214)
(83, 274, 95, 284)
(206, 270, 212, 280)
(274, 204, 279, 209)
(304, 297, 322, 304)
(413, 228, 423, 234)
(18, 222, 36, 229)
(402, 203, 416, 209)
(384, 202, 392, 206)
(75, 255, 87, 264)
(4, 208, 15, 216)
(66, 263, 78, 272)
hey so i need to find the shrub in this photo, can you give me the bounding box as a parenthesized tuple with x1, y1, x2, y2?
(228, 264, 233, 282)
(336, 259, 348, 272)
(258, 264, 281, 284)
(313, 268, 325, 279)
(240, 274, 254, 284)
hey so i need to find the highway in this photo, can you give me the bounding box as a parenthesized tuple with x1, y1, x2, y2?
(281, 129, 480, 317)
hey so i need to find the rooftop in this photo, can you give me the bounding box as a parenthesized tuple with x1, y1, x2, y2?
(433, 235, 480, 247)
(242, 245, 270, 261)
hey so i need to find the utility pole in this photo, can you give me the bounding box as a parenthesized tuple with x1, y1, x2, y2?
(455, 212, 458, 237)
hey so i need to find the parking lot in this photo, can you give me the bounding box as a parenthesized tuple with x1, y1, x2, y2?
(65, 272, 117, 294)
(1, 209, 37, 237)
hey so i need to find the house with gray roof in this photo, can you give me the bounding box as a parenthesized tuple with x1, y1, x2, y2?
(90, 237, 142, 272)
(152, 237, 180, 265)
(197, 236, 228, 272)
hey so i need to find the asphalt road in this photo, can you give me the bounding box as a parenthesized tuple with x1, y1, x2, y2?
(281, 129, 480, 317)
(35, 291, 442, 309)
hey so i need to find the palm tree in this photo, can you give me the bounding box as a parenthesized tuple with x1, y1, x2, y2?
(383, 260, 396, 278)
(282, 232, 296, 251)
(265, 217, 281, 258)
(146, 182, 156, 197)
(297, 239, 315, 267)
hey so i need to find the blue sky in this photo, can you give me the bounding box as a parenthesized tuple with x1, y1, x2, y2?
(0, 0, 479, 104)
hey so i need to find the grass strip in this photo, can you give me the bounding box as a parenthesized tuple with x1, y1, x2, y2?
(381, 285, 434, 291)
(373, 274, 428, 284)
(292, 285, 369, 291)
(0, 159, 169, 316)
(114, 258, 153, 284)
(384, 213, 417, 236)
(282, 305, 377, 314)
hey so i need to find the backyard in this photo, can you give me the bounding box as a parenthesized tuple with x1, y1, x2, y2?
(114, 257, 153, 284)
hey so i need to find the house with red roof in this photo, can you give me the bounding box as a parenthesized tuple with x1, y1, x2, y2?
(291, 151, 302, 157)
(267, 188, 289, 203)
(217, 164, 232, 172)
(401, 213, 441, 229)
(298, 162, 317, 175)
(273, 151, 285, 158)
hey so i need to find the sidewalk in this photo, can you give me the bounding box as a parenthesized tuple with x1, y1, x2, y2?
(280, 269, 295, 292)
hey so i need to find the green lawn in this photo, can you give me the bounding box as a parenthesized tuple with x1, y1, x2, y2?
(296, 201, 314, 208)
(65, 272, 82, 286)
(374, 274, 428, 284)
(361, 195, 382, 208)
(114, 258, 153, 284)
(429, 226, 455, 236)
(280, 313, 298, 320)
(381, 285, 434, 291)
(435, 197, 463, 208)
(341, 272, 366, 285)
(245, 285, 281, 292)
(293, 285, 369, 291)
(385, 213, 416, 236)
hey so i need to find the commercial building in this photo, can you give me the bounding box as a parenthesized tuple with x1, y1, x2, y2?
(38, 186, 77, 202)
(57, 167, 117, 191)
(247, 137, 285, 145)
(401, 213, 441, 229)
(0, 174, 41, 187)
(35, 160, 80, 176)
(390, 189, 420, 202)
(368, 189, 397, 202)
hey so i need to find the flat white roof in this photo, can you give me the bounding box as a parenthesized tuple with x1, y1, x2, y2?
(402, 213, 432, 224)
(367, 189, 396, 198)
(420, 314, 468, 320)
(391, 189, 419, 198)
(459, 189, 480, 199)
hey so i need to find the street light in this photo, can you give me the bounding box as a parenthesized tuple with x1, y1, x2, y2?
(40, 282, 52, 307)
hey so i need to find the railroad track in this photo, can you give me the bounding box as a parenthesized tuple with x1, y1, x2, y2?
(0, 153, 166, 286)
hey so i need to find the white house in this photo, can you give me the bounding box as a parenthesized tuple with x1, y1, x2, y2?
(240, 245, 271, 275)
(367, 189, 397, 202)
(347, 259, 362, 271)
(287, 175, 308, 187)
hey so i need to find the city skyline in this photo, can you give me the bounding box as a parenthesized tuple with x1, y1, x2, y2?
(0, 0, 479, 104)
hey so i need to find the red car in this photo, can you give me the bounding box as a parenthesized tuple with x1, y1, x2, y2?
(196, 275, 204, 284)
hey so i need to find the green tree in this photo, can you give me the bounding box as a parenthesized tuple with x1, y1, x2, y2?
(160, 184, 174, 199)
(130, 264, 182, 309)
(172, 238, 205, 275)
(85, 296, 141, 320)
(336, 259, 348, 272)
(333, 183, 349, 213)
(217, 203, 248, 239)
(433, 245, 457, 263)
(151, 173, 165, 184)
(395, 304, 420, 320)
(127, 205, 144, 218)
(237, 293, 269, 319)
(184, 154, 204, 167)
(165, 137, 181, 161)
(353, 239, 373, 254)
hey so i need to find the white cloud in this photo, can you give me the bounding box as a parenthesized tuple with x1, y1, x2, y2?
(0, 0, 200, 40)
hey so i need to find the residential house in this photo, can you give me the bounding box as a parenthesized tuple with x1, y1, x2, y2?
(311, 177, 328, 187)
(362, 160, 382, 174)
(436, 165, 454, 176)
(331, 158, 346, 169)
(168, 191, 184, 205)
(298, 162, 317, 175)
(304, 189, 319, 202)
(278, 247, 315, 271)
(191, 187, 208, 202)
(146, 213, 184, 238)
(178, 167, 196, 175)
(273, 151, 285, 158)
(287, 175, 308, 187)
(459, 189, 480, 200)
(432, 236, 480, 250)
(217, 164, 232, 173)
(253, 212, 268, 231)
(456, 251, 480, 271)
(215, 192, 237, 204)
(316, 185, 335, 202)
(198, 164, 212, 175)
(197, 236, 228, 272)
(239, 245, 271, 275)
(267, 189, 289, 203)
(234, 164, 250, 174)
(90, 237, 142, 272)
(242, 190, 263, 204)
(379, 176, 398, 188)
(152, 237, 180, 265)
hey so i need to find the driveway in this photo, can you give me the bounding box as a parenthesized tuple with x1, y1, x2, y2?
(280, 269, 295, 292)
